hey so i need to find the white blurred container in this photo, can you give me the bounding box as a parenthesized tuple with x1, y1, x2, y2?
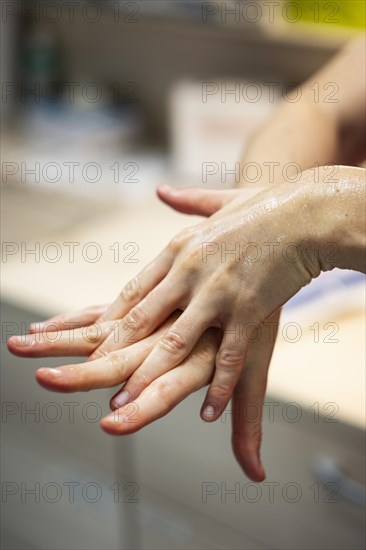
(170, 79, 278, 186)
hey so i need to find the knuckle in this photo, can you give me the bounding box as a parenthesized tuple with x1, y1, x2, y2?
(83, 324, 101, 344)
(216, 348, 244, 370)
(168, 237, 182, 255)
(159, 330, 188, 356)
(120, 276, 141, 303)
(178, 249, 202, 276)
(124, 304, 148, 332)
(169, 228, 192, 253)
(106, 351, 127, 377)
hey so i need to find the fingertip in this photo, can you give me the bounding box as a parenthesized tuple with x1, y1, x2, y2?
(7, 336, 18, 351)
(248, 454, 266, 483)
(246, 450, 266, 482)
(102, 399, 145, 434)
(239, 453, 266, 482)
(257, 462, 266, 482)
(7, 335, 34, 356)
(156, 185, 174, 199)
(232, 437, 266, 482)
(100, 415, 121, 435)
(35, 366, 81, 393)
(100, 409, 131, 435)
(157, 184, 172, 193)
(35, 367, 64, 392)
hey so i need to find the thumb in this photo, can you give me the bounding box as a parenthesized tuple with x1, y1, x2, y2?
(157, 185, 239, 217)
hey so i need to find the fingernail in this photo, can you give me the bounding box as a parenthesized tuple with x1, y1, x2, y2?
(9, 334, 34, 346)
(111, 390, 130, 409)
(202, 404, 216, 421)
(38, 368, 63, 378)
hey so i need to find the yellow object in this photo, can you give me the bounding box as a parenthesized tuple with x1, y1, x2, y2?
(289, 1, 366, 30)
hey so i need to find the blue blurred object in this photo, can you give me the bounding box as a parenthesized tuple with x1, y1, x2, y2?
(286, 269, 365, 309)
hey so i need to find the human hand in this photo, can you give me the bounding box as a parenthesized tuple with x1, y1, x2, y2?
(156, 184, 282, 480)
(9, 298, 280, 481)
(17, 177, 315, 423)
(85, 178, 316, 421)
(8, 185, 281, 481)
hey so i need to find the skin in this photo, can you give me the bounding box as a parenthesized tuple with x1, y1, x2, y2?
(8, 35, 366, 482)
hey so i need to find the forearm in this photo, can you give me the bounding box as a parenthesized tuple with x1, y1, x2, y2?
(238, 35, 366, 190)
(239, 98, 339, 188)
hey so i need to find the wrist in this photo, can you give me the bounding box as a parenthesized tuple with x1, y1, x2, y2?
(300, 166, 366, 274)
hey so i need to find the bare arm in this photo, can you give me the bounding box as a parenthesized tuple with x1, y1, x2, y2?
(240, 34, 366, 187)
(158, 35, 366, 212)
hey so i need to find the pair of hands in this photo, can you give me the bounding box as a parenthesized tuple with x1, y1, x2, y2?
(9, 179, 317, 481)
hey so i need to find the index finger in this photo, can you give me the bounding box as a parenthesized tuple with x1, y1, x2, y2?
(98, 249, 173, 323)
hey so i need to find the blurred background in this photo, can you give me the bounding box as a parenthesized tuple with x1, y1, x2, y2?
(1, 1, 365, 549)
